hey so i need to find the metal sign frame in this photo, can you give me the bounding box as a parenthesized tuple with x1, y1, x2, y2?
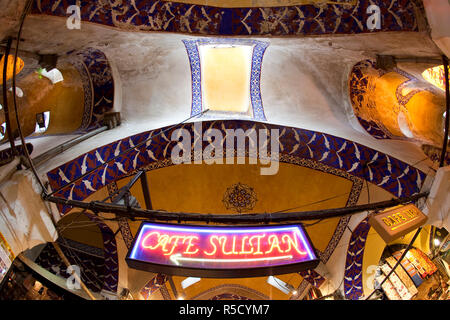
(126, 222, 320, 278)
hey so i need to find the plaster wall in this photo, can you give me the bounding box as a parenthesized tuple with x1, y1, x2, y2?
(423, 0, 450, 58)
(0, 170, 57, 256)
(13, 16, 441, 178)
(0, 0, 27, 41)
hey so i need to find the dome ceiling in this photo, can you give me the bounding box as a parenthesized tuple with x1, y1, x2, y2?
(0, 0, 445, 301)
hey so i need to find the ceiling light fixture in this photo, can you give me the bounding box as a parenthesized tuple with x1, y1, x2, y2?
(267, 276, 296, 295)
(181, 277, 201, 289)
(434, 238, 441, 247)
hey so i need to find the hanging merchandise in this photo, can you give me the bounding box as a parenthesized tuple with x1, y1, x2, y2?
(380, 264, 413, 300)
(385, 256, 418, 296)
(375, 270, 401, 300)
(405, 251, 428, 278)
(392, 250, 423, 287)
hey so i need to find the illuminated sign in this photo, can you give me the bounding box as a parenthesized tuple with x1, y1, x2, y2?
(126, 222, 319, 278)
(369, 204, 428, 243)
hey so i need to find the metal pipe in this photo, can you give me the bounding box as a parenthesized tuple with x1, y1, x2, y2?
(168, 276, 179, 299)
(46, 109, 210, 198)
(111, 170, 143, 204)
(52, 242, 96, 300)
(44, 192, 429, 224)
(440, 55, 449, 168)
(10, 0, 47, 195)
(139, 170, 153, 210)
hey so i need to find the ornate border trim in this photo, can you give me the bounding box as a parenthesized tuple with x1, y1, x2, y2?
(84, 213, 119, 293)
(47, 120, 426, 216)
(69, 56, 94, 132)
(76, 48, 115, 129)
(32, 0, 424, 36)
(191, 284, 270, 300)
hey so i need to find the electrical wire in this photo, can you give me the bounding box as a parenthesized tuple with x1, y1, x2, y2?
(440, 55, 449, 168)
(45, 108, 210, 198)
(270, 192, 353, 214)
(57, 236, 105, 293)
(10, 0, 48, 195)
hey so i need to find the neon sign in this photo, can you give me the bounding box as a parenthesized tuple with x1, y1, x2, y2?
(126, 223, 319, 278)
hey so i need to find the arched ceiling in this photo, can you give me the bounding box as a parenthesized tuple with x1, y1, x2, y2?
(18, 15, 440, 175)
(0, 0, 443, 301)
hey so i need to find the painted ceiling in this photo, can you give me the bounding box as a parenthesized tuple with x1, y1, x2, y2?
(77, 160, 353, 300)
(0, 0, 444, 301)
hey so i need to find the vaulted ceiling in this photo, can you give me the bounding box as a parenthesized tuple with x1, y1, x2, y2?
(0, 0, 446, 300)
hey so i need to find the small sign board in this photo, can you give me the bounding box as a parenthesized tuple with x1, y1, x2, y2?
(369, 204, 428, 243)
(126, 222, 319, 278)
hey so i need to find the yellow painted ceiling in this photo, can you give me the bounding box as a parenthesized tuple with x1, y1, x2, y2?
(200, 46, 252, 113)
(57, 211, 105, 250)
(116, 161, 353, 252)
(170, 273, 304, 300)
(64, 160, 355, 300)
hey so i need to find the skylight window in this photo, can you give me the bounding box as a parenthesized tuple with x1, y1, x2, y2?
(183, 39, 269, 121)
(199, 44, 252, 115)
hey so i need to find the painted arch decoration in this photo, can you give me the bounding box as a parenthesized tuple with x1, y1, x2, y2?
(47, 120, 426, 215)
(343, 217, 371, 300)
(46, 120, 426, 286)
(348, 60, 446, 146)
(35, 213, 119, 294)
(76, 48, 115, 130)
(66, 47, 115, 133)
(183, 39, 268, 121)
(32, 0, 426, 36)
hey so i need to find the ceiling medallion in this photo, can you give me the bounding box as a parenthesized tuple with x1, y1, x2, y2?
(222, 182, 257, 213)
